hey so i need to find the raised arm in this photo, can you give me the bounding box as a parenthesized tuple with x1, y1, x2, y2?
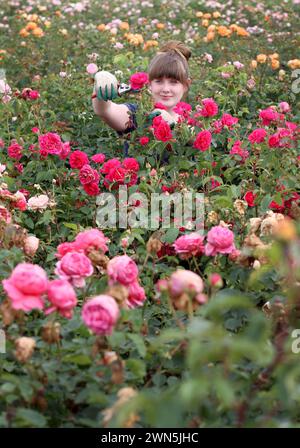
(92, 71, 133, 133)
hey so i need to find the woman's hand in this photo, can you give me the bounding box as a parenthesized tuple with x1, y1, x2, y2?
(94, 71, 119, 101)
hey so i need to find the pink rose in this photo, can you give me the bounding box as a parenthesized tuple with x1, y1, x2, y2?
(129, 72, 149, 90)
(0, 206, 11, 224)
(127, 281, 146, 308)
(199, 98, 218, 117)
(173, 233, 205, 259)
(27, 194, 49, 211)
(46, 279, 77, 318)
(79, 164, 100, 185)
(86, 63, 98, 75)
(208, 273, 223, 288)
(56, 242, 78, 259)
(91, 153, 106, 164)
(69, 150, 89, 169)
(169, 269, 204, 297)
(2, 263, 48, 311)
(279, 102, 290, 113)
(75, 229, 109, 253)
(59, 142, 71, 160)
(248, 128, 267, 144)
(205, 225, 236, 256)
(193, 130, 212, 152)
(82, 295, 119, 335)
(55, 252, 93, 288)
(107, 255, 138, 286)
(38, 133, 63, 155)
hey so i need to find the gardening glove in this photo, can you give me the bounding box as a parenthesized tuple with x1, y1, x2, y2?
(94, 71, 119, 101)
(148, 108, 176, 128)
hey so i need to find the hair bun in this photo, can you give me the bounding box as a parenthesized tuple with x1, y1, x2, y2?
(159, 40, 192, 61)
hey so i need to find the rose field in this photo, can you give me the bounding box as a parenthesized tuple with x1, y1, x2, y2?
(0, 0, 300, 429)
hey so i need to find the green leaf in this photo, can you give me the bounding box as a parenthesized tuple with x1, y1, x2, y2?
(162, 227, 179, 244)
(15, 409, 47, 428)
(62, 354, 92, 366)
(127, 334, 147, 358)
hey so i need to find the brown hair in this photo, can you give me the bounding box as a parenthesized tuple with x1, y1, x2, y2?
(148, 40, 191, 85)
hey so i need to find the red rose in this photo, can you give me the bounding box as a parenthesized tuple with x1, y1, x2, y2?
(139, 136, 150, 146)
(83, 182, 100, 196)
(244, 191, 257, 207)
(69, 150, 89, 169)
(153, 121, 173, 142)
(193, 130, 212, 152)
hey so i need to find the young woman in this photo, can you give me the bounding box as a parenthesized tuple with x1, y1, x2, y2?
(92, 40, 192, 136)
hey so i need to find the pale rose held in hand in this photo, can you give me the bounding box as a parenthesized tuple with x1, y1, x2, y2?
(27, 194, 50, 211)
(2, 263, 48, 311)
(173, 233, 205, 259)
(55, 251, 94, 288)
(82, 295, 120, 335)
(205, 225, 236, 256)
(107, 255, 139, 286)
(46, 279, 77, 319)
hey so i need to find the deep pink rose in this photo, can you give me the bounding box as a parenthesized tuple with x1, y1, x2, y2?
(46, 279, 77, 319)
(91, 153, 106, 164)
(75, 229, 109, 253)
(205, 225, 236, 256)
(221, 113, 239, 128)
(2, 263, 48, 311)
(82, 295, 120, 335)
(123, 158, 139, 172)
(8, 141, 23, 160)
(100, 158, 121, 174)
(199, 98, 218, 117)
(38, 132, 63, 155)
(83, 182, 100, 196)
(169, 269, 204, 297)
(173, 233, 205, 259)
(59, 142, 71, 160)
(105, 166, 126, 184)
(107, 255, 139, 286)
(193, 130, 212, 151)
(129, 72, 149, 90)
(259, 107, 279, 126)
(55, 252, 93, 288)
(79, 164, 100, 185)
(248, 128, 267, 144)
(69, 150, 89, 169)
(28, 90, 40, 100)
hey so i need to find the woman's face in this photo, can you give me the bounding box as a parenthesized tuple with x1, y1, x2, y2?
(149, 77, 188, 111)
